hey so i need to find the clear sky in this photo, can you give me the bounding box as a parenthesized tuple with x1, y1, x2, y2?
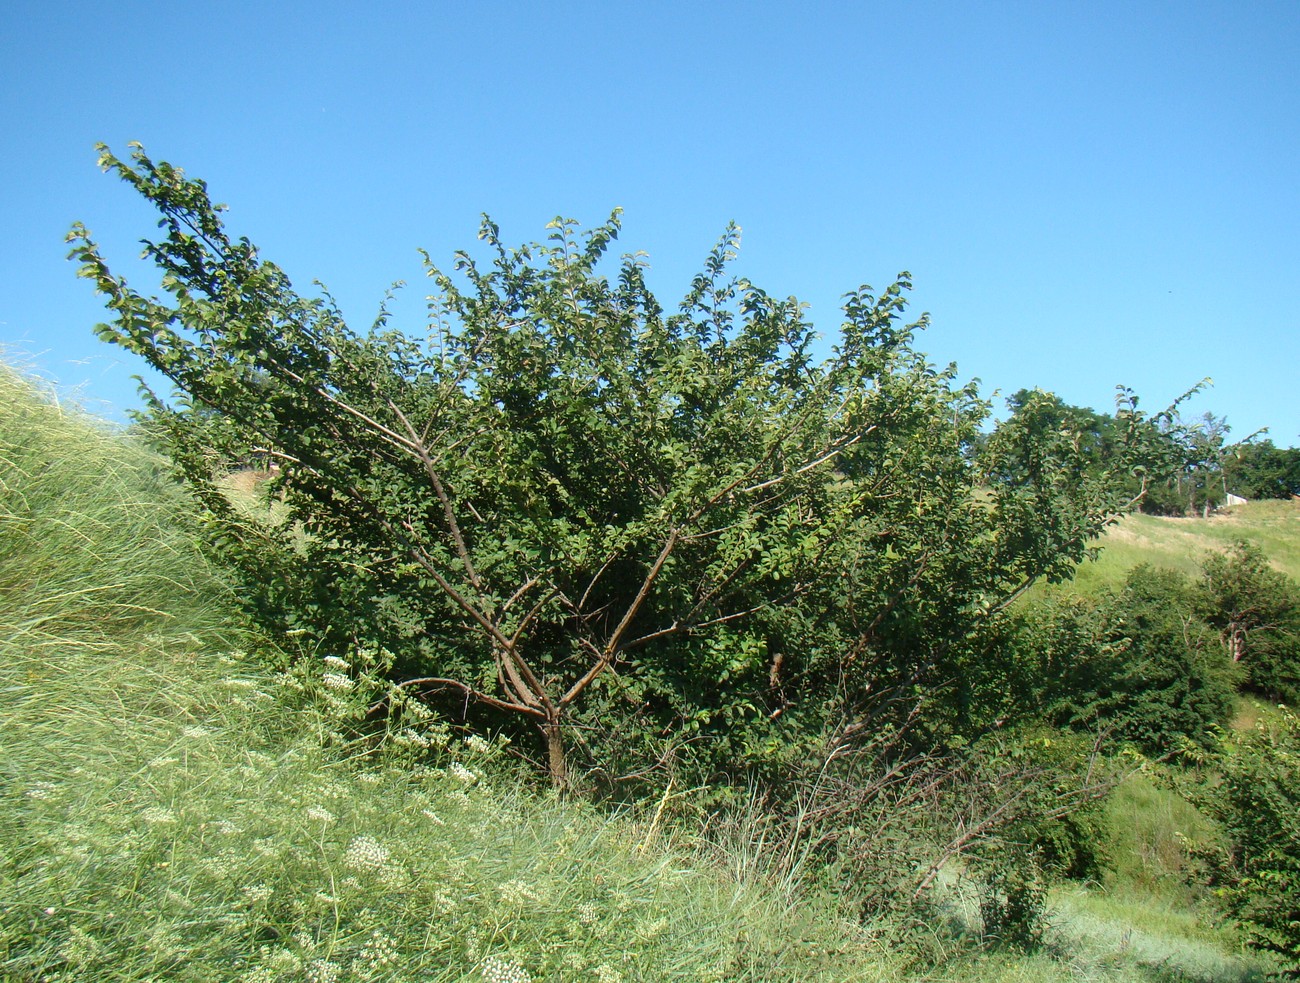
(3, 1, 1297, 441)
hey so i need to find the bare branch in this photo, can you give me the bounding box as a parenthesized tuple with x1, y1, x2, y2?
(376, 676, 545, 719)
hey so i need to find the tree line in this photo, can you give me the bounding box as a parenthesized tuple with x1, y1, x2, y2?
(1000, 388, 1300, 517)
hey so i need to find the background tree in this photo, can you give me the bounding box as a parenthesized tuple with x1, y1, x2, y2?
(1199, 541, 1300, 703)
(1223, 439, 1300, 501)
(70, 144, 1174, 789)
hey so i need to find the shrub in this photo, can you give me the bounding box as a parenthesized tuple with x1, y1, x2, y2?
(69, 144, 1176, 791)
(1209, 707, 1300, 974)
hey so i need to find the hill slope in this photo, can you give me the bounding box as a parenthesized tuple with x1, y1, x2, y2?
(1067, 499, 1300, 593)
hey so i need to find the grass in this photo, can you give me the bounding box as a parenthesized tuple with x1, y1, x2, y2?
(1065, 501, 1300, 595)
(0, 363, 1279, 981)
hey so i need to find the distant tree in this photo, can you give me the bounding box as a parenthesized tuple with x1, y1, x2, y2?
(1223, 440, 1300, 501)
(1009, 567, 1237, 755)
(1199, 541, 1300, 703)
(69, 144, 1175, 788)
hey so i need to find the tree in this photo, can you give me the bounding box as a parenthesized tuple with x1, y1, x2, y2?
(1223, 439, 1300, 501)
(68, 145, 1173, 787)
(1004, 567, 1237, 756)
(1199, 541, 1300, 702)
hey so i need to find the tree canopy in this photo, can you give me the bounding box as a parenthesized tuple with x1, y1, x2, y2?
(69, 144, 1176, 787)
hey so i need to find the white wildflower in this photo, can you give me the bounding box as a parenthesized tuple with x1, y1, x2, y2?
(636, 916, 667, 940)
(421, 808, 446, 826)
(321, 672, 354, 692)
(394, 728, 431, 748)
(481, 955, 532, 983)
(322, 655, 351, 670)
(222, 678, 257, 689)
(25, 781, 57, 800)
(305, 805, 336, 823)
(199, 855, 235, 877)
(343, 835, 390, 872)
(465, 733, 491, 754)
(140, 806, 177, 825)
(60, 926, 102, 966)
(577, 901, 600, 925)
(306, 959, 341, 983)
(595, 965, 624, 983)
(357, 771, 382, 785)
(405, 699, 433, 720)
(359, 928, 399, 969)
(242, 884, 273, 903)
(181, 725, 210, 738)
(497, 879, 541, 905)
(449, 762, 477, 785)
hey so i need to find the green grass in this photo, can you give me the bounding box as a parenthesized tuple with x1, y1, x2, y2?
(1065, 501, 1300, 595)
(0, 363, 1279, 981)
(1100, 771, 1224, 898)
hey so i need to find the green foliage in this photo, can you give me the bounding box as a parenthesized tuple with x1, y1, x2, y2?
(995, 388, 1233, 519)
(0, 364, 1274, 982)
(1209, 707, 1300, 974)
(1198, 540, 1300, 703)
(1224, 440, 1300, 501)
(0, 369, 900, 982)
(68, 144, 1174, 788)
(979, 850, 1049, 953)
(1012, 567, 1239, 756)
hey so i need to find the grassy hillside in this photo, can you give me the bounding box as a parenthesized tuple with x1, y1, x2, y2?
(1064, 499, 1300, 594)
(0, 366, 1274, 981)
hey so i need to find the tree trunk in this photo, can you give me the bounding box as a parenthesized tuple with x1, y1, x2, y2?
(1229, 625, 1247, 663)
(542, 716, 568, 788)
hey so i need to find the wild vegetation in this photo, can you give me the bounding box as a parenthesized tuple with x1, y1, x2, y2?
(3, 143, 1297, 979)
(4, 358, 1287, 982)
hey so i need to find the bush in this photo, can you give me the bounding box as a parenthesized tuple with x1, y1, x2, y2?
(1209, 707, 1300, 974)
(1199, 541, 1300, 705)
(1013, 567, 1239, 756)
(69, 144, 1176, 792)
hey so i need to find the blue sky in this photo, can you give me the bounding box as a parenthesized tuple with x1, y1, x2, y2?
(3, 1, 1297, 440)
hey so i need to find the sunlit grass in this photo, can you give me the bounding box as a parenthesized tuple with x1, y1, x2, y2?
(1063, 501, 1300, 595)
(0, 365, 900, 981)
